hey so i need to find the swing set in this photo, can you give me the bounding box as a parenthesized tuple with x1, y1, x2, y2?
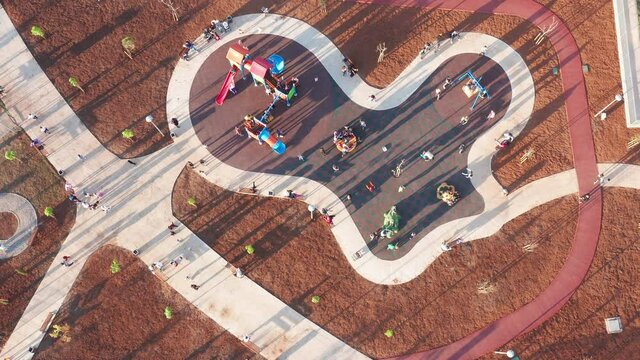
(454, 70, 490, 110)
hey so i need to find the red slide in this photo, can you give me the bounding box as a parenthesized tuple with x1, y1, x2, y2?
(215, 68, 236, 105)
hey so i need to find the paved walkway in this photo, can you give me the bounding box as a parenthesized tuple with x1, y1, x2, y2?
(0, 193, 37, 259)
(0, 8, 365, 360)
(0, 4, 622, 360)
(352, 0, 602, 359)
(169, 15, 536, 285)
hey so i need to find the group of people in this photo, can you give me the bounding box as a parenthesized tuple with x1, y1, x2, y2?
(333, 126, 357, 155)
(419, 30, 461, 59)
(182, 16, 234, 60)
(341, 57, 359, 77)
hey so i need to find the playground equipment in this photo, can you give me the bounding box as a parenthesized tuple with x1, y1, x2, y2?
(242, 112, 286, 155)
(216, 44, 298, 106)
(380, 206, 400, 238)
(454, 70, 490, 110)
(333, 126, 358, 155)
(436, 183, 460, 206)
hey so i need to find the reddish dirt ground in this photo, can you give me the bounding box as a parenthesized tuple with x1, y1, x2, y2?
(0, 212, 18, 240)
(0, 131, 76, 349)
(172, 167, 578, 358)
(34, 245, 263, 360)
(1, 0, 574, 189)
(484, 188, 640, 360)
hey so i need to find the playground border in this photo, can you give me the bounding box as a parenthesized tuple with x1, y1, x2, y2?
(348, 0, 602, 359)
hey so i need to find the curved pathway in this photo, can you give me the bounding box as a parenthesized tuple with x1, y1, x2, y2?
(169, 15, 536, 285)
(349, 0, 601, 358)
(0, 4, 614, 360)
(0, 193, 38, 259)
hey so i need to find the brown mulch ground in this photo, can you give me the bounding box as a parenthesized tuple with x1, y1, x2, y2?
(0, 212, 18, 240)
(0, 131, 76, 349)
(2, 0, 574, 187)
(537, 0, 640, 166)
(484, 188, 640, 359)
(34, 244, 263, 360)
(172, 167, 578, 358)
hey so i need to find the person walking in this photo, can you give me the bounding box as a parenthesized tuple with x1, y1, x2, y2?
(479, 45, 488, 56)
(594, 173, 609, 186)
(368, 94, 376, 102)
(60, 256, 73, 267)
(39, 126, 50, 134)
(27, 113, 39, 121)
(435, 88, 441, 100)
(442, 76, 452, 90)
(462, 168, 473, 179)
(190, 284, 200, 290)
(486, 110, 496, 120)
(171, 118, 180, 128)
(420, 150, 434, 161)
(332, 164, 339, 172)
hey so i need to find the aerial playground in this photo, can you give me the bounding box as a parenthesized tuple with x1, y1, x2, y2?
(215, 43, 299, 155)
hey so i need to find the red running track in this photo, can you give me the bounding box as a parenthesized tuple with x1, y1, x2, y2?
(352, 0, 603, 359)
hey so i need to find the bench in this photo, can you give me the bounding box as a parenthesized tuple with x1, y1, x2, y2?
(39, 311, 55, 332)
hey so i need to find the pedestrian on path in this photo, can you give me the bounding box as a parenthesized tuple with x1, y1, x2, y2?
(332, 164, 339, 172)
(450, 30, 460, 43)
(39, 126, 50, 134)
(442, 76, 452, 90)
(387, 243, 398, 251)
(170, 255, 184, 267)
(0, 85, 6, 97)
(100, 205, 111, 213)
(341, 65, 348, 76)
(27, 113, 39, 121)
(460, 116, 469, 125)
(298, 154, 305, 161)
(77, 154, 86, 161)
(462, 168, 473, 179)
(435, 88, 441, 100)
(168, 222, 178, 230)
(127, 160, 137, 165)
(420, 150, 434, 161)
(366, 181, 375, 193)
(68, 194, 80, 203)
(235, 126, 246, 137)
(594, 173, 609, 186)
(479, 45, 488, 57)
(359, 119, 367, 129)
(287, 190, 303, 199)
(276, 129, 285, 138)
(171, 118, 180, 128)
(579, 194, 590, 203)
(486, 110, 496, 121)
(322, 214, 335, 226)
(60, 256, 73, 267)
(235, 267, 244, 278)
(64, 182, 74, 192)
(458, 143, 466, 153)
(190, 284, 200, 290)
(368, 94, 376, 102)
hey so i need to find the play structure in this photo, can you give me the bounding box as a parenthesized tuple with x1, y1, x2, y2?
(380, 206, 401, 238)
(242, 110, 286, 155)
(333, 126, 358, 155)
(216, 44, 298, 106)
(454, 70, 490, 110)
(436, 183, 460, 206)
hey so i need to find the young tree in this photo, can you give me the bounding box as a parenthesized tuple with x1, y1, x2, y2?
(164, 306, 173, 319)
(187, 197, 197, 207)
(110, 260, 121, 274)
(159, 0, 179, 22)
(31, 26, 46, 39)
(4, 150, 16, 161)
(311, 295, 320, 304)
(121, 36, 136, 59)
(44, 206, 55, 218)
(244, 244, 255, 255)
(122, 128, 135, 140)
(384, 329, 394, 338)
(68, 77, 85, 93)
(0, 299, 8, 305)
(14, 268, 28, 276)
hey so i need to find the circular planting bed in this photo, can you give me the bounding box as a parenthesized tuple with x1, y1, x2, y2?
(0, 212, 18, 240)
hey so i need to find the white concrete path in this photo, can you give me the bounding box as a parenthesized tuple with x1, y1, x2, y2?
(1, 9, 639, 360)
(168, 14, 537, 285)
(0, 193, 37, 259)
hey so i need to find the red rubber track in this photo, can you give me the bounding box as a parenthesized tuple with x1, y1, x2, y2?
(351, 0, 603, 359)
